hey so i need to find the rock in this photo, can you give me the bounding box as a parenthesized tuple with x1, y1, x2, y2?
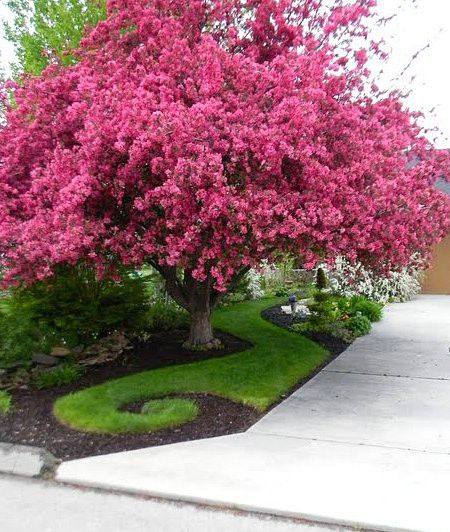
(50, 346, 71, 357)
(0, 443, 59, 478)
(79, 351, 117, 367)
(32, 353, 59, 366)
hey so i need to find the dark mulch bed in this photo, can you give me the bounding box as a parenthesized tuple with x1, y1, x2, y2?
(0, 330, 255, 461)
(261, 305, 350, 357)
(1, 309, 350, 461)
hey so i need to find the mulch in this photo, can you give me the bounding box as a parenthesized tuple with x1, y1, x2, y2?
(1, 308, 349, 461)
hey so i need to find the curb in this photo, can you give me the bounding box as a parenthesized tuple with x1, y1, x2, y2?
(0, 443, 59, 478)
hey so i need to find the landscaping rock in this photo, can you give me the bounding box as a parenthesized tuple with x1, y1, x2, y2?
(51, 347, 71, 358)
(0, 443, 58, 478)
(32, 353, 59, 366)
(79, 352, 117, 367)
(71, 345, 85, 358)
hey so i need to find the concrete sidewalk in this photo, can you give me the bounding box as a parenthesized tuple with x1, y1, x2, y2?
(57, 296, 450, 532)
(0, 474, 331, 532)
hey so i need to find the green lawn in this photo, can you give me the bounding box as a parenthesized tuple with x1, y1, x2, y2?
(54, 297, 330, 433)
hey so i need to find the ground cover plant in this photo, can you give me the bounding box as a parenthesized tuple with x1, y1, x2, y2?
(1, 0, 449, 349)
(33, 363, 84, 390)
(0, 389, 12, 415)
(54, 298, 330, 433)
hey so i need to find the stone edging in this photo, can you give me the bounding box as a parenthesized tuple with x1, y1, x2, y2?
(0, 442, 59, 478)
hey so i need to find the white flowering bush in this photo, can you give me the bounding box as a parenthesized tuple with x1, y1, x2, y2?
(326, 257, 423, 304)
(246, 269, 265, 299)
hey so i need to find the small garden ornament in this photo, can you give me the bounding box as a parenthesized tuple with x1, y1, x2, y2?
(288, 294, 298, 314)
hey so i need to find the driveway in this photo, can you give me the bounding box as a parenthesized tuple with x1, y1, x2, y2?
(57, 296, 450, 531)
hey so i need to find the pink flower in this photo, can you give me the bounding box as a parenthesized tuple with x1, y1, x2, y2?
(0, 0, 449, 291)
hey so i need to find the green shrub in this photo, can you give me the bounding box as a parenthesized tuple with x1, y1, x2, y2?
(0, 264, 152, 367)
(293, 292, 374, 343)
(145, 299, 190, 332)
(0, 297, 39, 368)
(348, 296, 383, 322)
(0, 390, 12, 415)
(309, 291, 342, 326)
(219, 292, 247, 306)
(316, 267, 328, 290)
(290, 322, 314, 334)
(274, 287, 290, 297)
(345, 315, 372, 337)
(33, 364, 84, 390)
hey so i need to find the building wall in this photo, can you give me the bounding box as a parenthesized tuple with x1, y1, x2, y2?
(422, 233, 450, 294)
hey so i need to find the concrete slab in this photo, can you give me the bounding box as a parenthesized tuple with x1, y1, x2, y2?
(250, 371, 450, 453)
(325, 338, 450, 380)
(325, 295, 450, 380)
(1, 474, 333, 532)
(0, 443, 58, 477)
(57, 433, 450, 532)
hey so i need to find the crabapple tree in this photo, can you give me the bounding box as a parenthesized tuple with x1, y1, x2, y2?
(1, 0, 449, 345)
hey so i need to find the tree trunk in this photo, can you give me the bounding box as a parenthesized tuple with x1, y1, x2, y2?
(187, 276, 215, 346)
(188, 309, 214, 346)
(150, 262, 250, 348)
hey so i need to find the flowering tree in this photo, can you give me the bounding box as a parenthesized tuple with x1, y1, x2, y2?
(1, 0, 449, 345)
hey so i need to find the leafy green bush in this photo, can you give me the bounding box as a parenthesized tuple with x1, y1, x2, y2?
(348, 296, 383, 322)
(290, 322, 314, 334)
(33, 364, 84, 390)
(145, 299, 190, 332)
(292, 292, 374, 343)
(345, 315, 372, 337)
(309, 291, 341, 326)
(219, 292, 247, 306)
(0, 264, 152, 367)
(0, 390, 12, 415)
(274, 287, 290, 297)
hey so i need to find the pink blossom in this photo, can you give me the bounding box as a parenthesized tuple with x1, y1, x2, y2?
(0, 0, 449, 293)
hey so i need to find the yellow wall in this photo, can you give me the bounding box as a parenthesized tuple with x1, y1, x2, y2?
(422, 234, 450, 294)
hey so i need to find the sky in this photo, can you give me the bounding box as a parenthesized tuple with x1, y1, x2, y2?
(0, 0, 449, 147)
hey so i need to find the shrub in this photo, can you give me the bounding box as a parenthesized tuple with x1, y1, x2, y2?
(291, 319, 355, 343)
(220, 292, 247, 306)
(294, 293, 375, 343)
(33, 364, 84, 390)
(291, 322, 314, 334)
(309, 291, 342, 326)
(349, 296, 383, 322)
(0, 264, 152, 367)
(345, 315, 372, 337)
(145, 299, 190, 332)
(0, 390, 12, 415)
(326, 257, 423, 304)
(0, 297, 39, 368)
(246, 269, 264, 299)
(222, 269, 264, 304)
(316, 267, 328, 290)
(274, 287, 290, 297)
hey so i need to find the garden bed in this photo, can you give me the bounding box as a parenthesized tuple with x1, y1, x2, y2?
(261, 304, 350, 357)
(0, 300, 349, 460)
(0, 330, 256, 460)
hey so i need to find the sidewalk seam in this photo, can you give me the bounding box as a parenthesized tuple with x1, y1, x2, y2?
(322, 369, 450, 381)
(247, 431, 450, 456)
